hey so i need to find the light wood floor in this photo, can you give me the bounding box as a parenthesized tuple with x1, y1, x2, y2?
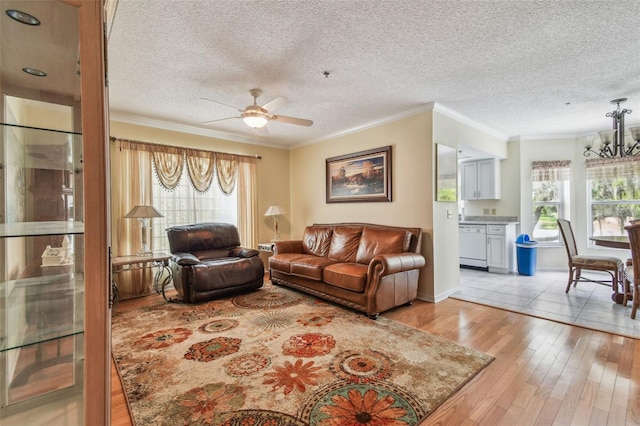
(111, 290, 640, 425)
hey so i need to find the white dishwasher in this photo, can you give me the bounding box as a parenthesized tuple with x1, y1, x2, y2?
(459, 224, 487, 268)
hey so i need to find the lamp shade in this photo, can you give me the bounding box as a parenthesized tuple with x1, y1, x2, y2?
(124, 205, 164, 218)
(598, 129, 616, 145)
(264, 205, 286, 216)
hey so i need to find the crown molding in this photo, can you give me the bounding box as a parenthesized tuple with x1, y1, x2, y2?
(109, 111, 290, 149)
(111, 101, 522, 150)
(294, 103, 437, 148)
(513, 133, 582, 142)
(513, 119, 640, 142)
(432, 103, 508, 141)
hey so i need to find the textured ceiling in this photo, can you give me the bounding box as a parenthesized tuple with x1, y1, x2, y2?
(107, 0, 640, 149)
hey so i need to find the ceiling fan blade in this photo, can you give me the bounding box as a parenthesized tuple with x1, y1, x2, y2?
(199, 98, 243, 112)
(271, 115, 313, 127)
(262, 96, 287, 113)
(201, 116, 240, 125)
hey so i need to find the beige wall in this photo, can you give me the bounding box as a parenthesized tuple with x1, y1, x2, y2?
(432, 110, 509, 298)
(290, 112, 436, 300)
(108, 121, 291, 252)
(108, 107, 512, 302)
(112, 108, 615, 300)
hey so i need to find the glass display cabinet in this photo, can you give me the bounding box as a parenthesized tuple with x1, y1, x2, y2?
(0, 125, 85, 416)
(0, 0, 109, 423)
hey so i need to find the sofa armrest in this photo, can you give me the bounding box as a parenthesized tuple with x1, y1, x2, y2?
(229, 247, 260, 258)
(173, 252, 201, 266)
(369, 253, 426, 275)
(272, 240, 304, 254)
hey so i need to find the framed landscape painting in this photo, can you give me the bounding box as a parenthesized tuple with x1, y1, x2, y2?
(436, 143, 457, 202)
(326, 146, 392, 203)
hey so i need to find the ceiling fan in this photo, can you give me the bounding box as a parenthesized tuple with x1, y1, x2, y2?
(201, 88, 313, 129)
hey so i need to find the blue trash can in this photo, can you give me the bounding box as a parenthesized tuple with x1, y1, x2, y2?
(516, 234, 538, 276)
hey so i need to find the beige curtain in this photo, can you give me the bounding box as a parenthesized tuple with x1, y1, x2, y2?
(111, 136, 259, 252)
(185, 149, 216, 193)
(531, 160, 571, 182)
(152, 147, 184, 190)
(216, 153, 239, 195)
(237, 160, 258, 248)
(586, 157, 640, 180)
(113, 140, 154, 298)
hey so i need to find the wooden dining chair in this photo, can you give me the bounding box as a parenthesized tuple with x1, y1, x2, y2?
(557, 219, 624, 295)
(624, 222, 640, 319)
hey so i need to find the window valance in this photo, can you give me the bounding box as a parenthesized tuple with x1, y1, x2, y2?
(111, 137, 257, 193)
(531, 160, 571, 182)
(585, 157, 640, 180)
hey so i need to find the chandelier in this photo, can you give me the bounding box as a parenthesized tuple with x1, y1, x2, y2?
(583, 98, 640, 158)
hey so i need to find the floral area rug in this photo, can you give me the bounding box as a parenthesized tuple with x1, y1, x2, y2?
(111, 282, 494, 425)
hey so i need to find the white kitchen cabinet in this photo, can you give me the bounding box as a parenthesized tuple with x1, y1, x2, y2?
(460, 158, 501, 200)
(486, 224, 516, 274)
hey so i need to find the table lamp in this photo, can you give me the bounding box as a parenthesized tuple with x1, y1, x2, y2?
(264, 205, 286, 241)
(124, 205, 164, 256)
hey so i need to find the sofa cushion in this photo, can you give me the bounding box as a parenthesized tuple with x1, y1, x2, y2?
(193, 249, 233, 260)
(192, 257, 263, 291)
(167, 222, 240, 253)
(328, 226, 363, 262)
(229, 247, 260, 258)
(174, 252, 200, 266)
(323, 263, 368, 292)
(291, 257, 339, 281)
(302, 226, 333, 257)
(355, 227, 407, 264)
(269, 253, 314, 274)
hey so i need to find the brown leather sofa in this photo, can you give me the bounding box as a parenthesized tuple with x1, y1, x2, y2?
(269, 223, 425, 319)
(166, 223, 263, 303)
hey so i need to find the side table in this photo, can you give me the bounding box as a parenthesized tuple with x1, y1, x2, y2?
(257, 243, 274, 252)
(257, 243, 275, 279)
(111, 252, 173, 309)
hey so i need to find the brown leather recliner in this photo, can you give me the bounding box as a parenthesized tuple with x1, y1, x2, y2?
(166, 223, 263, 303)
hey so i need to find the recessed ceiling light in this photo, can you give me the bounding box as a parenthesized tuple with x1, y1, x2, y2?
(6, 9, 40, 26)
(22, 67, 47, 77)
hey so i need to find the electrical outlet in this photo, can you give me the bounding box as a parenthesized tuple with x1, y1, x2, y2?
(491, 208, 496, 215)
(483, 208, 490, 215)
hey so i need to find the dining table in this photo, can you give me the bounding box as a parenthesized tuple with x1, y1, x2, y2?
(590, 235, 631, 250)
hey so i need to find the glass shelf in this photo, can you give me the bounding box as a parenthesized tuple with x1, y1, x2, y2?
(0, 222, 84, 238)
(0, 273, 84, 352)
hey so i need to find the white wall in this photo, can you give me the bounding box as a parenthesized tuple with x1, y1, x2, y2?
(517, 136, 631, 268)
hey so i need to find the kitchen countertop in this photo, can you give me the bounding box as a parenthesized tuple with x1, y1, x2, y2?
(460, 215, 519, 225)
(460, 221, 520, 225)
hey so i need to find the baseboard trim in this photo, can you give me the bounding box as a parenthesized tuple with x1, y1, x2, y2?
(417, 285, 461, 303)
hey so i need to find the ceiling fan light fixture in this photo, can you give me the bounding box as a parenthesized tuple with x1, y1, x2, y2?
(242, 112, 269, 128)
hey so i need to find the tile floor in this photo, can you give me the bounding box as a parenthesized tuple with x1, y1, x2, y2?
(452, 267, 640, 339)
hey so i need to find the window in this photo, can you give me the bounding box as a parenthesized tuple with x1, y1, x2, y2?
(531, 160, 571, 244)
(587, 158, 640, 238)
(151, 172, 237, 252)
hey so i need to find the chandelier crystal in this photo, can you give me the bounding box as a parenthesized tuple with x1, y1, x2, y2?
(584, 98, 640, 158)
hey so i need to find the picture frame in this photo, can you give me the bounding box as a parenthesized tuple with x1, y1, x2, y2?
(435, 143, 458, 202)
(326, 145, 392, 203)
